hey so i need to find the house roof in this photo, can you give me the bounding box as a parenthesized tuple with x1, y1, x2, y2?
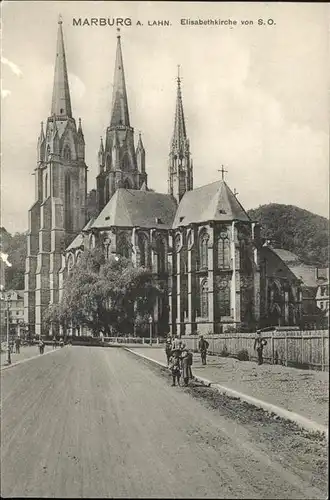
(92, 188, 177, 230)
(270, 248, 326, 288)
(173, 180, 250, 228)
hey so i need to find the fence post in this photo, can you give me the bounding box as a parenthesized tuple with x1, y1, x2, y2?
(142, 337, 145, 345)
(285, 333, 288, 366)
(271, 331, 274, 364)
(301, 335, 304, 365)
(321, 333, 325, 371)
(157, 337, 159, 345)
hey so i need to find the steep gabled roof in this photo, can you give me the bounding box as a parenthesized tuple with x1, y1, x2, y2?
(92, 189, 177, 230)
(173, 180, 250, 228)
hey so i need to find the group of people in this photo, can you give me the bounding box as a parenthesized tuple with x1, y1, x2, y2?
(164, 334, 210, 387)
(52, 336, 65, 349)
(165, 336, 194, 387)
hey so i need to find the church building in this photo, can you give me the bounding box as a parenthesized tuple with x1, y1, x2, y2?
(25, 19, 303, 336)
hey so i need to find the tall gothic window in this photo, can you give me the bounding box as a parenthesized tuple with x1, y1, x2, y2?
(105, 178, 110, 204)
(64, 174, 72, 231)
(240, 239, 252, 274)
(63, 145, 71, 162)
(138, 233, 149, 268)
(44, 173, 48, 200)
(117, 235, 130, 259)
(200, 279, 209, 318)
(156, 237, 166, 273)
(199, 231, 209, 269)
(217, 279, 231, 316)
(217, 234, 230, 269)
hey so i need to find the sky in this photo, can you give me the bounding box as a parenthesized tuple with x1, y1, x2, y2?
(1, 1, 329, 234)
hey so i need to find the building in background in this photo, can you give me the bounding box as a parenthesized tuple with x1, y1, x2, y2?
(0, 290, 25, 342)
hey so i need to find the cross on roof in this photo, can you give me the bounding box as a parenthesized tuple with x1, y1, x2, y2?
(218, 165, 228, 181)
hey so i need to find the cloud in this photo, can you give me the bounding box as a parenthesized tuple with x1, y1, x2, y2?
(1, 56, 23, 77)
(68, 73, 86, 101)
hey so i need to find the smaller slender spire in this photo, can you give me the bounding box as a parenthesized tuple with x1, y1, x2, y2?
(98, 136, 105, 170)
(136, 132, 145, 151)
(171, 65, 187, 153)
(38, 121, 45, 142)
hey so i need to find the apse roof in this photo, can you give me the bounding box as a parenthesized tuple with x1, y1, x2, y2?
(173, 180, 250, 228)
(92, 189, 177, 230)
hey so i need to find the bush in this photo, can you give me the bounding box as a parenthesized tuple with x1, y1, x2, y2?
(237, 349, 249, 361)
(220, 345, 229, 357)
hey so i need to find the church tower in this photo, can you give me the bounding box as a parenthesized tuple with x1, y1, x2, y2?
(168, 68, 193, 204)
(96, 34, 148, 212)
(24, 17, 88, 336)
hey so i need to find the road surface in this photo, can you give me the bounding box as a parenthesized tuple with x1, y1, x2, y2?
(0, 347, 326, 498)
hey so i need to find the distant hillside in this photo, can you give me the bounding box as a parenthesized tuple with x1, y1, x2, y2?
(247, 204, 329, 267)
(0, 227, 27, 290)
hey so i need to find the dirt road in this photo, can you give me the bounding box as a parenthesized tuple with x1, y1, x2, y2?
(0, 347, 327, 498)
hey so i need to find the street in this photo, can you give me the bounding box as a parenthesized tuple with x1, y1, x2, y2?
(0, 346, 327, 499)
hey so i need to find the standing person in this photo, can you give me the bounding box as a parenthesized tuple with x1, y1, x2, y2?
(172, 334, 181, 351)
(187, 349, 194, 380)
(15, 336, 21, 354)
(52, 336, 57, 349)
(198, 335, 209, 365)
(39, 338, 45, 354)
(254, 330, 267, 365)
(181, 348, 192, 386)
(59, 337, 64, 348)
(165, 336, 172, 366)
(169, 354, 181, 386)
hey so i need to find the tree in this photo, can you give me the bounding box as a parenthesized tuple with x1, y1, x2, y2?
(0, 228, 27, 290)
(44, 248, 161, 336)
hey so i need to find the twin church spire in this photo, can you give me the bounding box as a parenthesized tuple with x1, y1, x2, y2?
(51, 15, 72, 118)
(48, 18, 193, 209)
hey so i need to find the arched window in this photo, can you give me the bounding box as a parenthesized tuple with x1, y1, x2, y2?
(199, 231, 209, 269)
(240, 239, 252, 273)
(67, 254, 74, 273)
(63, 145, 71, 161)
(44, 173, 48, 200)
(200, 279, 209, 318)
(64, 174, 72, 231)
(105, 178, 110, 204)
(138, 233, 149, 267)
(76, 252, 82, 266)
(156, 237, 166, 273)
(217, 234, 230, 269)
(123, 178, 131, 189)
(217, 279, 231, 317)
(117, 235, 130, 259)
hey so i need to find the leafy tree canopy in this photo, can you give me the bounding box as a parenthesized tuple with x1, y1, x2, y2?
(44, 248, 161, 336)
(248, 204, 329, 267)
(0, 227, 27, 290)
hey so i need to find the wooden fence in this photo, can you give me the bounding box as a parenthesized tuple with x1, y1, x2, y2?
(183, 330, 329, 372)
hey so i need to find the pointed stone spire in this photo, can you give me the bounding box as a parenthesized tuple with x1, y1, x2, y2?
(110, 33, 130, 128)
(51, 15, 72, 118)
(77, 118, 85, 142)
(171, 65, 187, 154)
(38, 122, 45, 142)
(98, 137, 105, 171)
(136, 132, 145, 152)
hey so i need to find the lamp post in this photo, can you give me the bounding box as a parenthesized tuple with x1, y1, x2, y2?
(148, 314, 153, 347)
